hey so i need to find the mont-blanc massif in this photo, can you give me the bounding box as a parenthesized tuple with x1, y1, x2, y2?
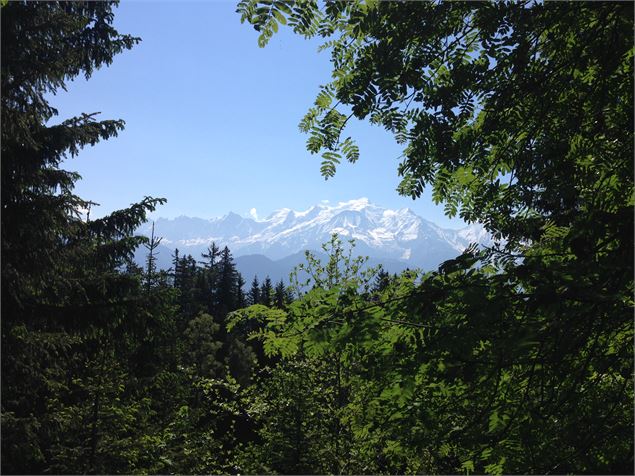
(136, 198, 494, 283)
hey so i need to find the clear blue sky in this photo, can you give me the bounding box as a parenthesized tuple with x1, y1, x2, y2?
(52, 0, 466, 229)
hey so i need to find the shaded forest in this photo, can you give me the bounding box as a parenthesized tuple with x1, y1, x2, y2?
(1, 1, 633, 475)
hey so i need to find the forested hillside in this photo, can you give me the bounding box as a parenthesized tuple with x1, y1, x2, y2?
(1, 1, 633, 475)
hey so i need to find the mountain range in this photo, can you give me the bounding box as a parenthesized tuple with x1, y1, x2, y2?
(134, 198, 494, 284)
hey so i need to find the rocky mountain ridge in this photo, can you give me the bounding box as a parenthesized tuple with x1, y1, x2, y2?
(137, 198, 493, 265)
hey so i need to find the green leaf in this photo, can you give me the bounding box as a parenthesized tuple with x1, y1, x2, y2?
(461, 459, 475, 474)
(488, 409, 500, 433)
(272, 8, 287, 25)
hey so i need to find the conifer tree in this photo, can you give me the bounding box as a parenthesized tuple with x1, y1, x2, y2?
(1, 3, 169, 472)
(274, 279, 287, 309)
(201, 242, 221, 313)
(217, 246, 238, 318)
(236, 272, 247, 309)
(248, 275, 261, 305)
(372, 268, 391, 294)
(191, 268, 211, 316)
(201, 242, 221, 270)
(260, 276, 273, 307)
(172, 248, 181, 288)
(174, 253, 199, 320)
(143, 221, 163, 292)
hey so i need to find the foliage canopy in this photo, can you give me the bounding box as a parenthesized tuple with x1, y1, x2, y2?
(236, 1, 634, 473)
(1, 1, 633, 474)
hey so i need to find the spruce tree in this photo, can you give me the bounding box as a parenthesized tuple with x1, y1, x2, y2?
(143, 221, 163, 292)
(201, 242, 221, 270)
(372, 268, 391, 294)
(260, 276, 273, 307)
(174, 253, 196, 319)
(273, 279, 287, 309)
(171, 248, 181, 288)
(1, 3, 167, 472)
(236, 272, 247, 309)
(248, 275, 261, 305)
(216, 246, 238, 319)
(201, 242, 221, 314)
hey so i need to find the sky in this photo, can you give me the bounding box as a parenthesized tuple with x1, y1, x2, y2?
(52, 0, 467, 229)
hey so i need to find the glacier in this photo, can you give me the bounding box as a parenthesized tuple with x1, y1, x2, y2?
(136, 198, 495, 275)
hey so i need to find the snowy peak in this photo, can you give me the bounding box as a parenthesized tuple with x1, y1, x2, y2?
(140, 198, 492, 268)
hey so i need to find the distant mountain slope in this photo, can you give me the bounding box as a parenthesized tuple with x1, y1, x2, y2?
(134, 198, 494, 282)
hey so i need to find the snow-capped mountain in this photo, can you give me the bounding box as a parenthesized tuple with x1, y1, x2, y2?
(136, 198, 494, 273)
